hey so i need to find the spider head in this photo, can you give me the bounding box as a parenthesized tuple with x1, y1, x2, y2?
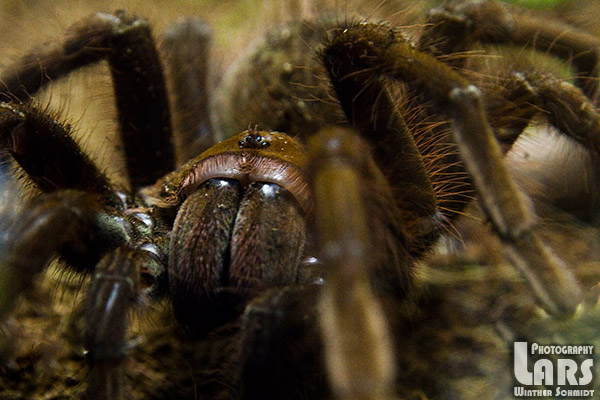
(162, 130, 312, 333)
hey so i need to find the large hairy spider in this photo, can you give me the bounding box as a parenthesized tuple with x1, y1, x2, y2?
(1, 0, 600, 399)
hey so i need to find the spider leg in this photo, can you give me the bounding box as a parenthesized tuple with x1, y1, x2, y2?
(448, 86, 585, 314)
(163, 18, 217, 163)
(486, 72, 600, 221)
(506, 73, 600, 155)
(308, 126, 399, 400)
(420, 0, 600, 100)
(0, 101, 171, 397)
(0, 103, 118, 202)
(0, 96, 174, 314)
(240, 285, 324, 399)
(320, 40, 441, 258)
(85, 246, 161, 400)
(0, 191, 167, 398)
(322, 23, 583, 315)
(0, 102, 128, 319)
(0, 190, 127, 320)
(0, 11, 174, 189)
(240, 126, 401, 400)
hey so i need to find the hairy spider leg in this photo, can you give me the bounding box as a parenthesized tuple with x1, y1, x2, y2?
(0, 102, 119, 332)
(484, 72, 600, 224)
(0, 104, 116, 199)
(239, 283, 324, 399)
(309, 126, 399, 400)
(320, 34, 441, 261)
(420, 0, 600, 100)
(163, 18, 217, 164)
(322, 22, 583, 315)
(0, 189, 121, 318)
(0, 191, 148, 400)
(0, 11, 175, 189)
(0, 92, 168, 400)
(239, 125, 407, 400)
(0, 101, 132, 284)
(85, 246, 163, 400)
(510, 74, 600, 156)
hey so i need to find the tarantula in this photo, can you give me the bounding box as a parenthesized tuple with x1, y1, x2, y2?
(1, 0, 600, 399)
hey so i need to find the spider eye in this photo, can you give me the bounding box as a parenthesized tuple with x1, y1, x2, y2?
(238, 133, 271, 149)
